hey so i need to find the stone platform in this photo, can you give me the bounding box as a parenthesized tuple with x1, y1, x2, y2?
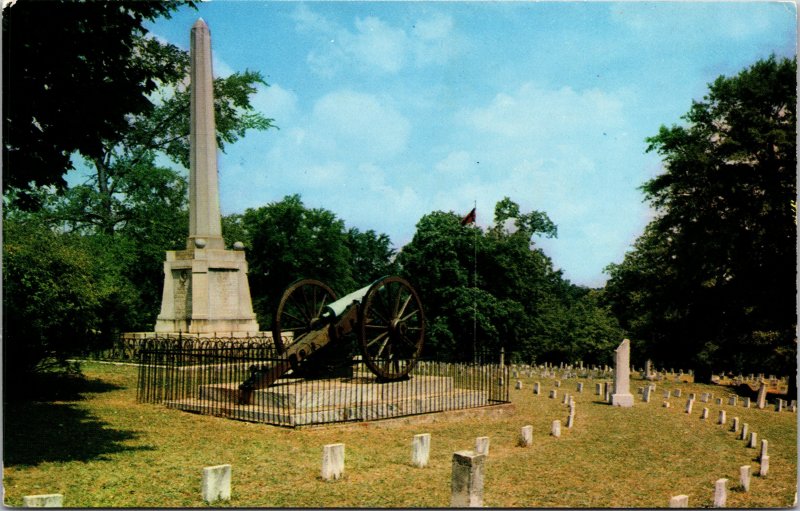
(166, 375, 492, 427)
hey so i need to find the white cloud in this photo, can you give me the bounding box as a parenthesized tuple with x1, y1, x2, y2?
(250, 82, 298, 126)
(348, 16, 408, 73)
(293, 6, 460, 76)
(307, 90, 411, 162)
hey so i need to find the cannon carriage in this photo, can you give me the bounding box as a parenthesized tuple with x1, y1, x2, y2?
(239, 276, 425, 402)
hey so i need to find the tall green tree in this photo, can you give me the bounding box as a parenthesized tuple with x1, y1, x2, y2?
(237, 195, 396, 326)
(605, 56, 796, 382)
(3, 219, 138, 379)
(399, 197, 620, 363)
(2, 0, 195, 207)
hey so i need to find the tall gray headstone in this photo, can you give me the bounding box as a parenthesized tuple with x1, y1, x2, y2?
(756, 382, 768, 409)
(155, 19, 259, 335)
(450, 451, 486, 507)
(611, 339, 634, 407)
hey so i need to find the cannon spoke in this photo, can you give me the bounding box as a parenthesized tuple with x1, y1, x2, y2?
(273, 279, 337, 355)
(358, 276, 425, 381)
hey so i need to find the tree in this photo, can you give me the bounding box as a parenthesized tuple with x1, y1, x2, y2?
(3, 219, 138, 378)
(238, 195, 396, 326)
(2, 0, 195, 207)
(397, 197, 620, 363)
(605, 56, 796, 382)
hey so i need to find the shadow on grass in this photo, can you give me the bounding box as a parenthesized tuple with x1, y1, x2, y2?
(4, 372, 153, 467)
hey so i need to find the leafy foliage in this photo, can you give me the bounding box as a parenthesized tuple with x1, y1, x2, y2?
(399, 198, 622, 363)
(3, 220, 138, 378)
(2, 0, 194, 207)
(235, 195, 397, 327)
(604, 56, 796, 380)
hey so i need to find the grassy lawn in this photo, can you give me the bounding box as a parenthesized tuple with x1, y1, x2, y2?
(3, 361, 796, 507)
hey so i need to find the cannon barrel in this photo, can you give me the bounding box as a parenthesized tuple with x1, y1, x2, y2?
(321, 282, 373, 320)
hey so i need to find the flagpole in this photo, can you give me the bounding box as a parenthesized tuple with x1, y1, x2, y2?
(473, 199, 477, 364)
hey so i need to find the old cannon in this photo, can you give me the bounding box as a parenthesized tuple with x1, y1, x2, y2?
(239, 276, 425, 402)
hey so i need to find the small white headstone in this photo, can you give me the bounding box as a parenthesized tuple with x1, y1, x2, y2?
(748, 431, 758, 448)
(515, 380, 523, 390)
(740, 423, 749, 441)
(321, 443, 345, 481)
(669, 495, 689, 508)
(701, 407, 709, 419)
(718, 410, 727, 425)
(22, 494, 63, 508)
(551, 420, 561, 438)
(685, 399, 694, 414)
(412, 433, 431, 468)
(533, 382, 540, 395)
(577, 382, 584, 393)
(759, 455, 769, 477)
(202, 464, 232, 503)
(475, 436, 490, 456)
(673, 389, 682, 398)
(731, 416, 740, 433)
(713, 478, 727, 507)
(518, 425, 533, 447)
(663, 401, 670, 408)
(760, 439, 768, 460)
(739, 465, 751, 492)
(550, 389, 557, 399)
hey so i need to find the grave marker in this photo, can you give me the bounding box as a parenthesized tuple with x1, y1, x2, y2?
(748, 432, 758, 448)
(451, 451, 486, 507)
(412, 433, 431, 468)
(518, 426, 533, 447)
(685, 399, 694, 414)
(669, 495, 689, 508)
(718, 410, 726, 425)
(713, 478, 727, 507)
(202, 464, 232, 503)
(740, 423, 749, 441)
(756, 382, 767, 409)
(759, 456, 769, 477)
(551, 420, 562, 438)
(22, 495, 63, 508)
(322, 443, 345, 481)
(701, 407, 709, 419)
(731, 417, 739, 433)
(760, 439, 768, 460)
(475, 436, 490, 456)
(739, 465, 751, 492)
(611, 339, 634, 407)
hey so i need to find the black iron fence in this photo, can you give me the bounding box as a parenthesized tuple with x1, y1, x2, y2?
(136, 337, 509, 427)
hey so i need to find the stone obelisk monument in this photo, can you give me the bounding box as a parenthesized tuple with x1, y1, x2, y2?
(154, 19, 259, 335)
(611, 338, 634, 407)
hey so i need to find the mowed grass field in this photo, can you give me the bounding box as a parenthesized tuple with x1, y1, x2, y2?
(3, 361, 797, 508)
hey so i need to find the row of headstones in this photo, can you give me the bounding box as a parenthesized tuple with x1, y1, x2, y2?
(640, 384, 797, 412)
(668, 405, 772, 507)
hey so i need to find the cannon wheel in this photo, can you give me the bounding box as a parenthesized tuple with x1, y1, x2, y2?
(358, 276, 425, 380)
(272, 279, 337, 354)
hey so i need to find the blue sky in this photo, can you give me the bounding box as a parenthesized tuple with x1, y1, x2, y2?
(139, 1, 796, 288)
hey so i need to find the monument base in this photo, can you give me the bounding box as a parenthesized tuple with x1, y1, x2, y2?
(611, 393, 635, 407)
(155, 246, 260, 335)
(166, 374, 497, 427)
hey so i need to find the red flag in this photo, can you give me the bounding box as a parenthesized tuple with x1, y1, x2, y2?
(460, 207, 476, 225)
